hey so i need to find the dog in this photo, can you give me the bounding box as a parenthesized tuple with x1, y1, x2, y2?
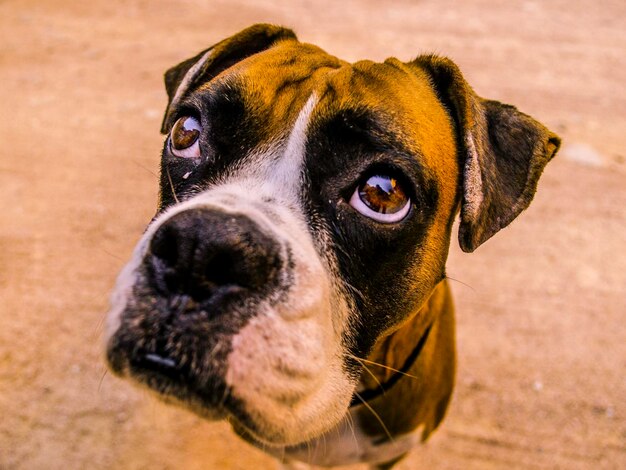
(105, 24, 560, 469)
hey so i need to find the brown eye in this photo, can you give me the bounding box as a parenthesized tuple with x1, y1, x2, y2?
(349, 175, 411, 223)
(170, 116, 201, 158)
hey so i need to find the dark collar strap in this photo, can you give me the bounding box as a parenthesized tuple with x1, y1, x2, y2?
(349, 322, 433, 408)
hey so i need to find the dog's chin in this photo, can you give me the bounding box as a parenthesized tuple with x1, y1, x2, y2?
(227, 387, 356, 447)
(221, 377, 357, 448)
(108, 351, 354, 448)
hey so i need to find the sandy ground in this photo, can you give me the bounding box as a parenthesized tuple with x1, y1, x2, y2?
(1, 0, 625, 468)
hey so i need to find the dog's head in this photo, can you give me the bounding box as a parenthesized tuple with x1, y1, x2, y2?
(105, 24, 559, 446)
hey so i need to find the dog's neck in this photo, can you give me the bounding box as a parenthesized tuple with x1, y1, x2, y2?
(355, 280, 456, 441)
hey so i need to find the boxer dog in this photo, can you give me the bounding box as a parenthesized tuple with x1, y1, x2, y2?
(105, 24, 560, 469)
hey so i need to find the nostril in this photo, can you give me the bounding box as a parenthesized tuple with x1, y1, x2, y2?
(201, 242, 280, 292)
(149, 223, 186, 295)
(203, 252, 238, 286)
(151, 224, 179, 267)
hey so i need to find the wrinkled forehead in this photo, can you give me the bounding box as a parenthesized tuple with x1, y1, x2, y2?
(185, 42, 457, 188)
(310, 59, 458, 188)
(192, 42, 342, 141)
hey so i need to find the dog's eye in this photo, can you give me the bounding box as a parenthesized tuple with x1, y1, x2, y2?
(349, 175, 411, 223)
(170, 116, 201, 158)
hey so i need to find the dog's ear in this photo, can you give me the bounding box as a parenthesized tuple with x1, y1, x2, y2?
(413, 55, 561, 252)
(160, 24, 297, 133)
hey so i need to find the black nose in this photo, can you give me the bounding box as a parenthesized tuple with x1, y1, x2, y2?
(148, 209, 282, 300)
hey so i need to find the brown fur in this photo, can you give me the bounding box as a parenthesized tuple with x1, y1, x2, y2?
(358, 280, 456, 441)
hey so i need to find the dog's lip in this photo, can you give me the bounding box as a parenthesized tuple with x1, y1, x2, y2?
(124, 353, 231, 419)
(133, 352, 183, 381)
(125, 352, 189, 390)
(143, 353, 177, 368)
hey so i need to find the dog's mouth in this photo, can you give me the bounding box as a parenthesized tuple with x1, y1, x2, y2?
(107, 305, 302, 446)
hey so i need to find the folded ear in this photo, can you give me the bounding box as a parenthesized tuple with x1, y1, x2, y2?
(160, 24, 297, 133)
(414, 55, 561, 252)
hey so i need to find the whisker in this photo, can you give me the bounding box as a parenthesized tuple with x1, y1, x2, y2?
(165, 165, 180, 204)
(352, 356, 385, 392)
(347, 353, 418, 379)
(98, 367, 109, 393)
(259, 439, 266, 459)
(306, 438, 312, 466)
(353, 391, 393, 442)
(132, 159, 159, 179)
(94, 309, 107, 336)
(340, 278, 366, 303)
(101, 247, 124, 262)
(445, 275, 475, 292)
(309, 434, 321, 464)
(217, 383, 229, 409)
(344, 411, 358, 448)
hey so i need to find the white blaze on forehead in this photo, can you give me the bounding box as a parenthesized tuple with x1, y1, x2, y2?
(285, 93, 318, 162)
(266, 93, 318, 201)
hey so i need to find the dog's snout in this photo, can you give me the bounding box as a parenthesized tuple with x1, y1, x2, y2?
(148, 208, 283, 300)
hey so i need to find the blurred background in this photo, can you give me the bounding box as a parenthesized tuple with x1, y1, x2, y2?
(0, 0, 624, 468)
